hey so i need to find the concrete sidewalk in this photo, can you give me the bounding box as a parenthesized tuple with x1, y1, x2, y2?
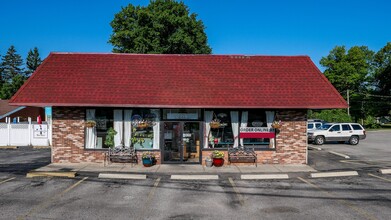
(34, 163, 317, 174)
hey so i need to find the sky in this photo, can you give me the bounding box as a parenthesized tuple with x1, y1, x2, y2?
(0, 0, 390, 69)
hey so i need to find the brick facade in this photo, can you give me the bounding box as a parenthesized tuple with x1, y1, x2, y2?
(52, 107, 105, 163)
(52, 107, 306, 165)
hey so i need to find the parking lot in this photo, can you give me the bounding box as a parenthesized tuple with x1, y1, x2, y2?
(0, 131, 390, 220)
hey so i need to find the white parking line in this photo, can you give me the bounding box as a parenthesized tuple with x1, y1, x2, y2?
(329, 151, 350, 159)
(308, 146, 322, 151)
(0, 177, 16, 184)
(228, 177, 244, 206)
(368, 173, 391, 183)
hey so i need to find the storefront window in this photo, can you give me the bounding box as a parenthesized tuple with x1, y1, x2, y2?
(131, 109, 158, 150)
(242, 110, 270, 147)
(95, 109, 113, 148)
(208, 110, 234, 148)
(206, 109, 272, 149)
(85, 108, 159, 150)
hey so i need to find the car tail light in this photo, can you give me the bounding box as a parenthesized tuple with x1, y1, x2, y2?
(363, 130, 366, 135)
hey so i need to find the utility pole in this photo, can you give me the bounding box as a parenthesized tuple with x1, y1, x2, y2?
(347, 90, 350, 116)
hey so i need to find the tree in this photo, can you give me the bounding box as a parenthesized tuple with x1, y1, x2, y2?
(25, 47, 42, 77)
(0, 46, 26, 99)
(320, 46, 374, 98)
(0, 45, 24, 83)
(0, 74, 25, 99)
(109, 0, 212, 54)
(320, 46, 375, 120)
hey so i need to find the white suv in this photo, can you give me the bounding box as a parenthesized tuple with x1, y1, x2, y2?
(308, 123, 366, 145)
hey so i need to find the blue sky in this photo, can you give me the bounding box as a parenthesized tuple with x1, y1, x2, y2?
(0, 0, 390, 69)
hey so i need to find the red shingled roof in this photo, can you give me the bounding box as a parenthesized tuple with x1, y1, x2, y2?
(10, 53, 347, 109)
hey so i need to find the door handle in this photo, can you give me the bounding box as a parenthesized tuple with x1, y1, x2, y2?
(337, 132, 341, 133)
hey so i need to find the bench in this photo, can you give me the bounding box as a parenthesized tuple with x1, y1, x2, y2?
(105, 146, 138, 165)
(228, 146, 257, 167)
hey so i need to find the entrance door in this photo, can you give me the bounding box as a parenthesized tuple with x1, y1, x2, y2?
(162, 122, 201, 163)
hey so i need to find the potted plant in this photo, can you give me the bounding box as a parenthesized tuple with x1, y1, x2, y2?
(142, 152, 155, 167)
(85, 120, 96, 128)
(211, 150, 224, 167)
(104, 127, 117, 148)
(272, 120, 283, 129)
(210, 118, 221, 129)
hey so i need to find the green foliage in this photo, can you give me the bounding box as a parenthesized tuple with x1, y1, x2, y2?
(309, 109, 352, 123)
(0, 45, 24, 83)
(109, 0, 212, 54)
(142, 151, 155, 159)
(25, 47, 42, 77)
(104, 127, 117, 148)
(0, 75, 26, 99)
(320, 45, 374, 99)
(319, 43, 391, 121)
(364, 115, 381, 129)
(0, 46, 27, 99)
(211, 150, 224, 159)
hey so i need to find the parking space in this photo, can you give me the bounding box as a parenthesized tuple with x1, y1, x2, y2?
(1, 174, 390, 219)
(0, 146, 50, 176)
(308, 130, 391, 172)
(0, 130, 390, 219)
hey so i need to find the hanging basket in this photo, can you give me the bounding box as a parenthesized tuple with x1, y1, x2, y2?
(85, 121, 96, 128)
(137, 122, 148, 129)
(272, 124, 281, 129)
(210, 121, 220, 129)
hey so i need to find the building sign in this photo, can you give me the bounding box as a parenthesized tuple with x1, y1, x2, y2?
(239, 127, 275, 139)
(33, 124, 48, 138)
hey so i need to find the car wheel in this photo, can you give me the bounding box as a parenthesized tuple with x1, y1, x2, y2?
(314, 136, 325, 145)
(349, 136, 359, 145)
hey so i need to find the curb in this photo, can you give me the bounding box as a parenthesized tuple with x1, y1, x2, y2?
(379, 169, 391, 174)
(241, 174, 289, 180)
(329, 151, 350, 159)
(0, 146, 19, 149)
(33, 146, 51, 149)
(98, 173, 146, 179)
(26, 171, 77, 178)
(310, 171, 358, 178)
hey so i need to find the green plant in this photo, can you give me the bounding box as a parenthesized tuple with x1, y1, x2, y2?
(104, 127, 117, 148)
(364, 115, 381, 129)
(309, 109, 352, 123)
(211, 150, 224, 159)
(142, 152, 155, 159)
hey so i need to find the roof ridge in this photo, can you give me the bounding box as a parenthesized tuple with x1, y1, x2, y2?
(49, 52, 310, 58)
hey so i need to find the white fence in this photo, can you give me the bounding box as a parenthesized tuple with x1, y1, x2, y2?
(0, 118, 51, 146)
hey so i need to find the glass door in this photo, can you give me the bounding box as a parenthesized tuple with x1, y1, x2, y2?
(162, 122, 201, 163)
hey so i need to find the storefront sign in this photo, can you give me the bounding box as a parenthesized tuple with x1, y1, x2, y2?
(239, 127, 275, 138)
(33, 124, 48, 138)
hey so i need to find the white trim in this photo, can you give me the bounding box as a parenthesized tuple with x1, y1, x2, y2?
(0, 106, 26, 120)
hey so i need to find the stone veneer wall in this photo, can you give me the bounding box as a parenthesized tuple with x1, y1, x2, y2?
(202, 109, 307, 165)
(52, 107, 162, 164)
